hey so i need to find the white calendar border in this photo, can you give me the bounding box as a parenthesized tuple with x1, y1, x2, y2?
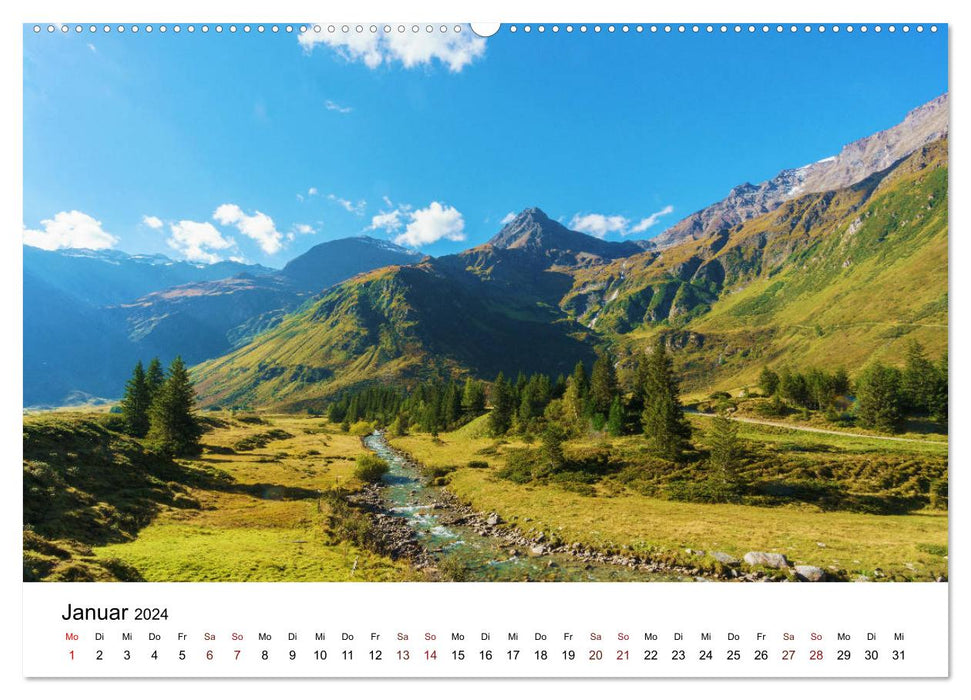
(2, 0, 963, 696)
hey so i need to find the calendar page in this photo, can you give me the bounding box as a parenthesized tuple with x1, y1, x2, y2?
(16, 0, 957, 690)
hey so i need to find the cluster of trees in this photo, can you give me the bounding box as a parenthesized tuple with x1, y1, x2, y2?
(758, 365, 850, 412)
(327, 378, 487, 435)
(857, 343, 947, 432)
(489, 339, 692, 460)
(329, 340, 694, 461)
(757, 341, 947, 433)
(119, 357, 202, 456)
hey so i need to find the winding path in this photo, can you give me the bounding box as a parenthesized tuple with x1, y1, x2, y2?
(687, 411, 946, 445)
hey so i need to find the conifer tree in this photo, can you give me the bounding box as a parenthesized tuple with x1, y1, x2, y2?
(488, 372, 514, 436)
(606, 396, 625, 437)
(571, 361, 589, 399)
(708, 412, 744, 495)
(147, 356, 202, 456)
(902, 340, 936, 414)
(589, 352, 618, 418)
(855, 362, 903, 433)
(120, 361, 151, 438)
(145, 357, 165, 402)
(461, 378, 486, 417)
(640, 339, 692, 459)
(540, 422, 566, 472)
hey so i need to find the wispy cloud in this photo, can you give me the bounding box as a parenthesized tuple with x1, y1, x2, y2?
(213, 203, 283, 255)
(569, 206, 675, 238)
(327, 193, 366, 216)
(23, 210, 118, 251)
(569, 213, 629, 239)
(298, 25, 486, 73)
(325, 99, 353, 114)
(499, 211, 517, 226)
(630, 205, 675, 234)
(167, 220, 235, 264)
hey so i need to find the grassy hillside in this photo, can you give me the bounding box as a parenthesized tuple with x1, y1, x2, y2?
(580, 139, 948, 390)
(194, 262, 596, 411)
(23, 413, 222, 580)
(23, 412, 411, 581)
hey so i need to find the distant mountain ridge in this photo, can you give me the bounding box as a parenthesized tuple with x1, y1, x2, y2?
(23, 236, 422, 406)
(651, 93, 949, 249)
(23, 246, 273, 307)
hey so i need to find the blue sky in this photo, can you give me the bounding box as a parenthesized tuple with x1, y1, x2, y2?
(23, 24, 948, 267)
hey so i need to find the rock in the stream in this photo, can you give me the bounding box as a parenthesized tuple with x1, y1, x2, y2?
(794, 565, 827, 582)
(744, 552, 791, 569)
(530, 544, 547, 556)
(486, 513, 502, 526)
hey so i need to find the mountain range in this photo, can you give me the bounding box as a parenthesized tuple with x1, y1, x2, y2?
(23, 237, 418, 405)
(23, 94, 948, 409)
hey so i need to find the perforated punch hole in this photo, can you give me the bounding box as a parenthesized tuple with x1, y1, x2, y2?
(29, 21, 936, 37)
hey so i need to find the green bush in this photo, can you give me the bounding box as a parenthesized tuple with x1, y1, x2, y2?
(354, 454, 389, 483)
(467, 460, 489, 469)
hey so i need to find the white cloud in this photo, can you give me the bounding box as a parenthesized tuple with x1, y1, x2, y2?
(569, 213, 629, 240)
(382, 195, 394, 208)
(213, 203, 284, 255)
(327, 194, 366, 216)
(294, 223, 315, 235)
(299, 25, 486, 73)
(87, 43, 97, 53)
(325, 100, 353, 114)
(499, 211, 517, 226)
(167, 220, 235, 264)
(142, 215, 163, 230)
(370, 209, 405, 233)
(393, 201, 465, 248)
(23, 210, 118, 251)
(308, 186, 318, 196)
(629, 205, 675, 234)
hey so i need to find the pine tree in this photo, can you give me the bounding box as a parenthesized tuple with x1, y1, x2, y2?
(539, 423, 566, 473)
(461, 378, 486, 417)
(571, 361, 589, 399)
(488, 372, 514, 436)
(147, 356, 202, 456)
(902, 340, 936, 414)
(443, 382, 462, 427)
(606, 396, 625, 437)
(589, 352, 618, 418)
(120, 361, 151, 438)
(855, 362, 903, 433)
(640, 339, 692, 459)
(145, 357, 165, 402)
(708, 412, 743, 495)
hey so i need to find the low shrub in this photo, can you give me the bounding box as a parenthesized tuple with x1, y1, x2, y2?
(354, 454, 389, 483)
